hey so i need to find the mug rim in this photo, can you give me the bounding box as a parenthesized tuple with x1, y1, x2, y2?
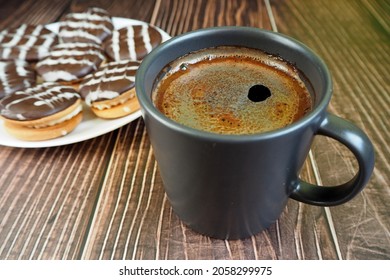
(136, 26, 333, 142)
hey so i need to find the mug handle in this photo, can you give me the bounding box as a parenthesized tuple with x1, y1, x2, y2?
(290, 113, 375, 206)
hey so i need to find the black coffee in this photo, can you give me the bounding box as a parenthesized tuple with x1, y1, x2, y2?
(152, 46, 312, 134)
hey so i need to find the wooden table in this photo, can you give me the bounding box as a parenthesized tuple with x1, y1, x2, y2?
(0, 0, 388, 260)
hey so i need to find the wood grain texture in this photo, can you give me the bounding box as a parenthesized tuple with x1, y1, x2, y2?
(0, 0, 388, 260)
(0, 134, 118, 259)
(69, 0, 156, 21)
(0, 0, 70, 28)
(273, 0, 390, 259)
(152, 0, 272, 35)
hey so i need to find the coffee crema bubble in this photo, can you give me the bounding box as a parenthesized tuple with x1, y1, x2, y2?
(152, 46, 312, 135)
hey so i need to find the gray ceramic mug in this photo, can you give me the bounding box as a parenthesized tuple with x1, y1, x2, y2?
(135, 27, 375, 239)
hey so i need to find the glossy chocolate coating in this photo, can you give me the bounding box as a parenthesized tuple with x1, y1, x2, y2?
(79, 60, 140, 105)
(59, 7, 114, 44)
(0, 24, 58, 61)
(0, 60, 36, 99)
(36, 42, 105, 82)
(0, 83, 80, 121)
(104, 24, 162, 61)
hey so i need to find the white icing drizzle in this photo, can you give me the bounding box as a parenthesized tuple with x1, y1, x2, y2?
(59, 29, 102, 44)
(93, 65, 139, 78)
(88, 7, 110, 14)
(112, 30, 121, 61)
(1, 48, 12, 59)
(17, 42, 37, 61)
(37, 45, 103, 65)
(36, 42, 104, 82)
(84, 75, 135, 87)
(51, 42, 101, 49)
(16, 113, 26, 120)
(15, 24, 28, 35)
(31, 25, 44, 36)
(2, 84, 79, 120)
(0, 62, 10, 93)
(59, 8, 112, 44)
(82, 62, 138, 82)
(48, 48, 105, 59)
(142, 25, 153, 54)
(31, 86, 79, 109)
(2, 25, 27, 46)
(15, 60, 29, 76)
(70, 13, 111, 23)
(40, 71, 78, 82)
(36, 46, 50, 59)
(126, 27, 137, 61)
(80, 61, 139, 105)
(85, 90, 119, 106)
(34, 90, 78, 108)
(23, 79, 32, 88)
(37, 33, 57, 58)
(0, 31, 6, 42)
(0, 61, 33, 95)
(107, 24, 161, 61)
(0, 24, 57, 60)
(38, 57, 98, 67)
(60, 21, 111, 33)
(82, 65, 138, 87)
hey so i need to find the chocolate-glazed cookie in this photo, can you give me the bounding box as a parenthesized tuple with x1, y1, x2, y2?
(79, 60, 140, 118)
(104, 24, 162, 61)
(0, 24, 58, 61)
(0, 83, 83, 141)
(0, 60, 36, 99)
(36, 42, 105, 82)
(59, 7, 114, 44)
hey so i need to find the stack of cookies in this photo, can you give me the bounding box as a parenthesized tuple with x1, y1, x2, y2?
(0, 7, 164, 141)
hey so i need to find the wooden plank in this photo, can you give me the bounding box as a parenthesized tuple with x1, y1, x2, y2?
(273, 0, 390, 259)
(81, 120, 161, 259)
(0, 0, 71, 28)
(0, 134, 117, 259)
(152, 0, 273, 36)
(69, 0, 156, 21)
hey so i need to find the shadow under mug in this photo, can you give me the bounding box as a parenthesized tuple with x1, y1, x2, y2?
(135, 27, 375, 240)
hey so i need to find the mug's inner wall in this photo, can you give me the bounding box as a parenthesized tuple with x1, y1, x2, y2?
(139, 28, 330, 116)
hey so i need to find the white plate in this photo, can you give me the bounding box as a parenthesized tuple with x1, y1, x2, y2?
(0, 18, 171, 148)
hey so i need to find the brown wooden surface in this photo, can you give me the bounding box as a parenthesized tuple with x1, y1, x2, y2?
(0, 0, 389, 260)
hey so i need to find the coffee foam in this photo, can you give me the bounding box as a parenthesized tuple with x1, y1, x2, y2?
(153, 46, 312, 135)
(167, 47, 294, 76)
